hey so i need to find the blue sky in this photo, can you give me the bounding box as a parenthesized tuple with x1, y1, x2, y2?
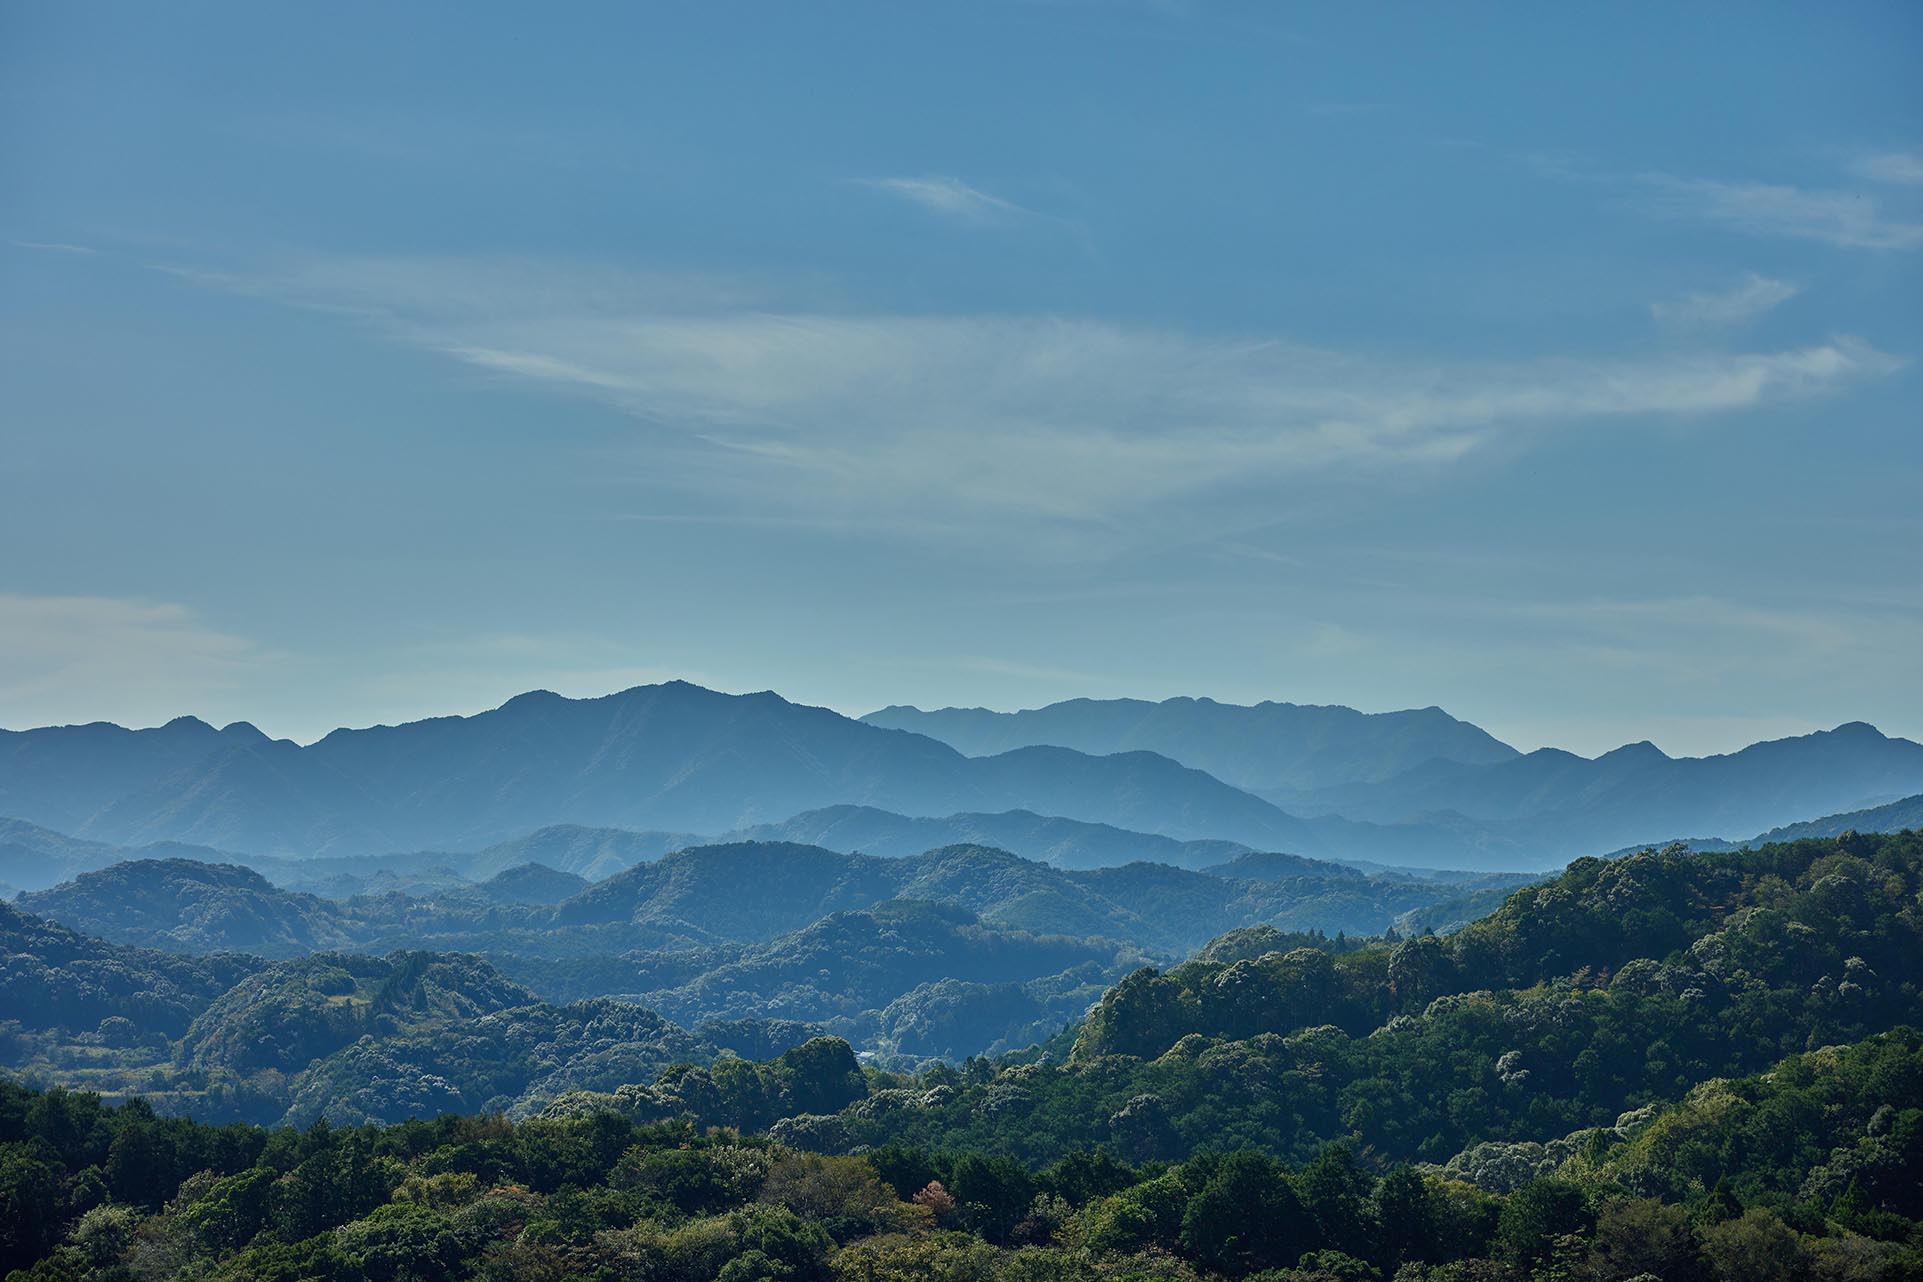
(3, 2, 1920, 756)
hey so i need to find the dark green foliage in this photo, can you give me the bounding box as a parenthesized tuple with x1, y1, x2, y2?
(0, 899, 259, 1038)
(179, 951, 538, 1076)
(809, 832, 1923, 1167)
(778, 1037, 868, 1117)
(1, 829, 1919, 1280)
(1192, 924, 1373, 965)
(1179, 1151, 1313, 1272)
(0, 1021, 1919, 1280)
(1495, 1177, 1591, 1268)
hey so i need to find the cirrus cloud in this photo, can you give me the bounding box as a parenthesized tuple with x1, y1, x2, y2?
(1651, 273, 1800, 328)
(146, 253, 1907, 527)
(856, 175, 1027, 223)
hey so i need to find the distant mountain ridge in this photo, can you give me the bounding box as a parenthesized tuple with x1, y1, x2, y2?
(1283, 720, 1923, 857)
(722, 804, 1261, 871)
(0, 683, 1508, 865)
(0, 715, 273, 835)
(866, 698, 1923, 860)
(1752, 790, 1923, 844)
(5, 682, 1916, 871)
(862, 695, 1519, 792)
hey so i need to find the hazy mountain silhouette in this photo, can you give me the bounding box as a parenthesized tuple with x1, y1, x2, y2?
(1286, 721, 1923, 856)
(7, 684, 1914, 870)
(0, 716, 273, 835)
(862, 699, 1923, 859)
(0, 683, 1495, 863)
(721, 804, 1258, 870)
(1751, 791, 1923, 843)
(862, 695, 1519, 792)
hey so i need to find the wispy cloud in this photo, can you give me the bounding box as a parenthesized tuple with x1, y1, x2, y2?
(9, 239, 102, 256)
(1651, 273, 1799, 329)
(143, 254, 1905, 531)
(1848, 149, 1923, 187)
(858, 175, 1027, 224)
(1636, 173, 1923, 250)
(1510, 146, 1923, 250)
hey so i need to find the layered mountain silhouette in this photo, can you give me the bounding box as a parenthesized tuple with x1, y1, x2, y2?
(0, 715, 275, 835)
(4, 683, 1918, 871)
(0, 683, 1492, 864)
(868, 698, 1923, 860)
(723, 804, 1261, 870)
(1753, 790, 1923, 844)
(861, 696, 1519, 792)
(1279, 721, 1923, 856)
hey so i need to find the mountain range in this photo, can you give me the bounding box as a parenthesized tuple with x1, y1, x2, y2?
(1273, 720, 1923, 855)
(0, 684, 1511, 865)
(4, 682, 1920, 872)
(869, 696, 1923, 859)
(862, 696, 1521, 792)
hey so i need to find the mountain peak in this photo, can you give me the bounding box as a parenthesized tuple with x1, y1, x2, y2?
(1599, 740, 1669, 763)
(498, 688, 565, 711)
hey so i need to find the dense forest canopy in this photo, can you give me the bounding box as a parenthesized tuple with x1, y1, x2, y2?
(3, 828, 1920, 1278)
(1, 1028, 1917, 1280)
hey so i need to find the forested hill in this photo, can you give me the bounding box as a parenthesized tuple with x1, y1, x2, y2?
(2, 831, 1919, 1280)
(3, 842, 1522, 1103)
(2, 1023, 1917, 1280)
(0, 898, 258, 1038)
(20, 842, 1526, 959)
(784, 830, 1923, 1168)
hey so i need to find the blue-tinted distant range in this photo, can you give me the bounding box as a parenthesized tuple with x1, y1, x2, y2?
(3, 682, 1922, 879)
(2, 4, 1919, 759)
